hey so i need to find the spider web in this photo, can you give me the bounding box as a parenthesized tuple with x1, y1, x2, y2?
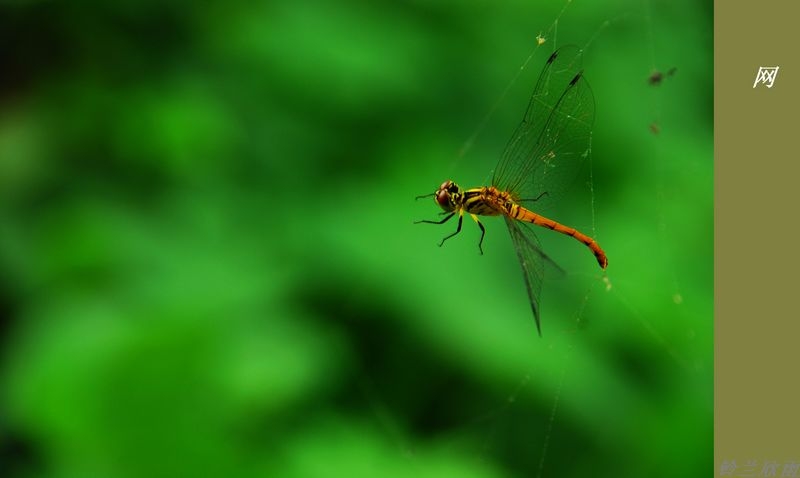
(408, 3, 615, 475)
(371, 1, 705, 476)
(444, 7, 615, 472)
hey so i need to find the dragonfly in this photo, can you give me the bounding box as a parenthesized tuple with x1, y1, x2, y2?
(416, 45, 608, 336)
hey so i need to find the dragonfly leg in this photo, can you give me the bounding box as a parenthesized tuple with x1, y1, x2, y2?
(470, 214, 486, 255)
(414, 212, 455, 225)
(415, 212, 462, 247)
(520, 191, 550, 203)
(437, 213, 463, 247)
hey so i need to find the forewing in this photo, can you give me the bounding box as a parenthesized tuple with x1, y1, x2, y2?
(492, 45, 595, 212)
(504, 217, 565, 336)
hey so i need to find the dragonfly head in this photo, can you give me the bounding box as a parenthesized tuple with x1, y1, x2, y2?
(434, 180, 461, 212)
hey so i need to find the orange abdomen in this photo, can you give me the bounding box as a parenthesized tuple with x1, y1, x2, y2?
(513, 206, 608, 269)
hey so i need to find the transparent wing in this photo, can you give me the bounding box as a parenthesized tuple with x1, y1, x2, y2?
(492, 45, 595, 212)
(504, 216, 565, 336)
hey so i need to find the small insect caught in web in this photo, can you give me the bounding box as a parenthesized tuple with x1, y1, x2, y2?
(648, 67, 677, 86)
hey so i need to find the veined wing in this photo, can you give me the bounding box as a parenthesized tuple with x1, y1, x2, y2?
(492, 45, 595, 212)
(504, 216, 565, 336)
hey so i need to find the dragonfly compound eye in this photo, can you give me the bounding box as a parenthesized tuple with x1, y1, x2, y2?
(435, 189, 452, 209)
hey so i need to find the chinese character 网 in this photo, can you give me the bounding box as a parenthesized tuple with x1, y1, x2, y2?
(753, 66, 779, 88)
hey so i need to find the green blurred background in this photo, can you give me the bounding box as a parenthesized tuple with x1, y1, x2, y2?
(0, 0, 712, 477)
